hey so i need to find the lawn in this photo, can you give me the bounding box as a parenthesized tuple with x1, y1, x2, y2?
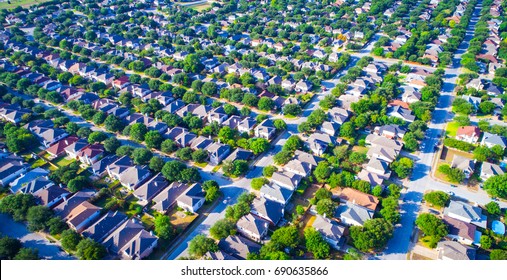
(418, 236, 436, 249)
(169, 209, 197, 231)
(445, 121, 460, 137)
(31, 158, 48, 169)
(52, 157, 75, 168)
(141, 213, 155, 230)
(189, 2, 211, 11)
(352, 145, 369, 154)
(0, 0, 49, 10)
(193, 161, 208, 168)
(440, 146, 474, 163)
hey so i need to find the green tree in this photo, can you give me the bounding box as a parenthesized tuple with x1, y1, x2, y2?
(483, 174, 507, 199)
(154, 215, 174, 240)
(161, 139, 178, 154)
(415, 214, 448, 248)
(209, 219, 236, 240)
(0, 236, 21, 259)
(60, 229, 82, 252)
(480, 235, 492, 250)
(263, 166, 277, 177)
(202, 180, 220, 202)
(316, 199, 336, 217)
(251, 177, 269, 190)
(26, 206, 53, 232)
(314, 161, 331, 183)
(149, 156, 165, 173)
(130, 123, 148, 142)
(13, 248, 39, 260)
(350, 219, 393, 252)
(271, 226, 300, 249)
(162, 161, 186, 182)
(188, 234, 218, 258)
(0, 193, 37, 221)
(176, 147, 193, 161)
(423, 191, 450, 208)
(391, 158, 414, 179)
(103, 137, 121, 153)
(87, 131, 107, 144)
(249, 138, 270, 155)
(258, 97, 275, 111)
(490, 249, 507, 260)
(132, 148, 153, 165)
(145, 131, 163, 149)
(485, 201, 501, 216)
(47, 217, 67, 235)
(304, 227, 330, 259)
(76, 238, 106, 260)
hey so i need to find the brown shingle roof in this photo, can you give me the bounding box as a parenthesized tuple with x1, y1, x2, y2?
(338, 188, 379, 211)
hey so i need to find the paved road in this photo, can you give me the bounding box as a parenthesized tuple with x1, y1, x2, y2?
(0, 214, 75, 260)
(378, 1, 507, 260)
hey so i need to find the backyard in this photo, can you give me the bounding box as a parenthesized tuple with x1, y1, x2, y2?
(0, 0, 49, 10)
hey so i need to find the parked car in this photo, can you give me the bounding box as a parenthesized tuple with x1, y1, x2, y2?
(447, 191, 454, 196)
(450, 185, 457, 188)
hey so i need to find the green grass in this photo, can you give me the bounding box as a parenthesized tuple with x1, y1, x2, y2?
(0, 1, 47, 11)
(31, 158, 48, 169)
(193, 161, 208, 168)
(445, 121, 460, 137)
(52, 157, 75, 168)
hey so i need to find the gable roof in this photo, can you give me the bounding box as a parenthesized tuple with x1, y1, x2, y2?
(339, 188, 379, 211)
(82, 211, 129, 243)
(152, 182, 189, 212)
(236, 213, 269, 238)
(102, 218, 158, 259)
(335, 201, 374, 226)
(218, 235, 261, 260)
(133, 173, 168, 202)
(312, 215, 347, 243)
(250, 197, 284, 225)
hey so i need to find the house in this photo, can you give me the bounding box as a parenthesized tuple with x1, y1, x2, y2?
(366, 145, 398, 163)
(444, 200, 487, 228)
(237, 117, 256, 134)
(450, 155, 475, 179)
(0, 104, 32, 124)
(46, 136, 79, 158)
(77, 144, 105, 165)
(365, 158, 391, 179)
(387, 105, 415, 122)
(15, 176, 54, 194)
(480, 162, 504, 181)
(27, 124, 68, 148)
(102, 218, 158, 260)
(357, 169, 385, 187)
(401, 87, 422, 104)
(338, 188, 379, 211)
(151, 182, 189, 213)
(374, 124, 406, 140)
(82, 211, 129, 243)
(456, 126, 481, 144)
(271, 171, 302, 191)
(254, 119, 276, 139)
(307, 132, 336, 156)
(133, 173, 168, 205)
(177, 183, 205, 213)
(466, 78, 484, 91)
(461, 95, 482, 110)
(236, 213, 269, 242)
(204, 250, 238, 260)
(62, 201, 102, 233)
(437, 241, 476, 260)
(443, 216, 477, 246)
(312, 215, 347, 250)
(481, 132, 507, 150)
(260, 183, 294, 205)
(218, 235, 261, 260)
(107, 156, 134, 180)
(250, 197, 284, 226)
(224, 148, 254, 163)
(320, 121, 339, 136)
(53, 190, 95, 219)
(295, 80, 312, 93)
(118, 165, 151, 190)
(64, 138, 89, 160)
(9, 167, 49, 194)
(207, 142, 231, 166)
(0, 156, 30, 186)
(335, 201, 374, 226)
(33, 185, 70, 208)
(91, 155, 119, 177)
(284, 159, 312, 177)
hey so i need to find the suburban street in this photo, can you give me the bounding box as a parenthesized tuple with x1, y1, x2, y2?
(379, 0, 507, 260)
(0, 214, 75, 260)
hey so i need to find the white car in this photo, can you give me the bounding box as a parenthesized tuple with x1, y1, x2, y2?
(447, 191, 454, 196)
